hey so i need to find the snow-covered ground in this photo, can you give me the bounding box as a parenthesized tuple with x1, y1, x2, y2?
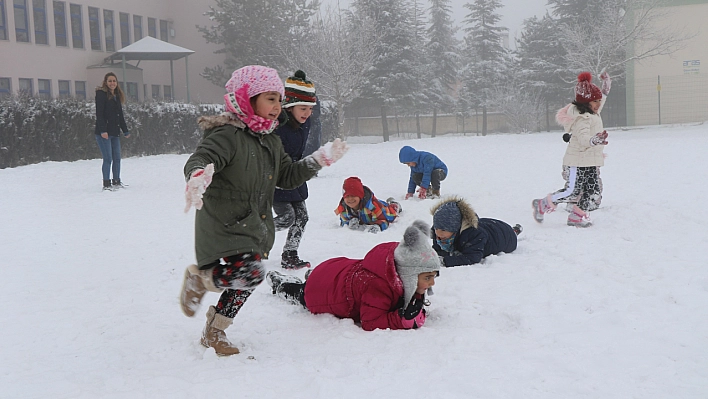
(1, 123, 707, 398)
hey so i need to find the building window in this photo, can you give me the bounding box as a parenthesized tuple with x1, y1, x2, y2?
(37, 78, 51, 98)
(87, 6, 100, 50)
(126, 81, 138, 101)
(132, 14, 141, 41)
(32, 0, 47, 44)
(103, 9, 113, 51)
(147, 17, 156, 38)
(119, 12, 128, 47)
(52, 1, 66, 46)
(69, 3, 81, 48)
(14, 0, 30, 42)
(151, 84, 160, 99)
(159, 19, 167, 42)
(0, 77, 11, 97)
(74, 80, 85, 98)
(163, 85, 171, 100)
(0, 0, 7, 40)
(18, 77, 32, 95)
(58, 79, 70, 97)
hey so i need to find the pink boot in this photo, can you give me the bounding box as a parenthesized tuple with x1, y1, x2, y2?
(567, 206, 592, 227)
(532, 195, 556, 223)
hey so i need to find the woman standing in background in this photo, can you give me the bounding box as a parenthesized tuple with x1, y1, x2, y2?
(95, 72, 130, 191)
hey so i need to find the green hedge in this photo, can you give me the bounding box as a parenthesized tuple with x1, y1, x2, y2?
(0, 96, 338, 169)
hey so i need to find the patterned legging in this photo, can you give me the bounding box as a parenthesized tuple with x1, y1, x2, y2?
(201, 253, 265, 319)
(273, 200, 308, 253)
(550, 166, 602, 212)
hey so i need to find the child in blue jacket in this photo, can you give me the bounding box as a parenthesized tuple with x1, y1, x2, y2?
(399, 146, 448, 199)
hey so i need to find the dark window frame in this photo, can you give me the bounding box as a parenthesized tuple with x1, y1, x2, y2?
(163, 84, 172, 100)
(0, 77, 11, 97)
(119, 11, 129, 47)
(58, 79, 70, 97)
(132, 14, 141, 41)
(103, 9, 113, 51)
(147, 16, 155, 38)
(18, 77, 33, 95)
(37, 78, 51, 98)
(32, 0, 47, 44)
(151, 84, 160, 99)
(87, 6, 100, 50)
(74, 80, 85, 99)
(68, 2, 82, 48)
(52, 1, 66, 47)
(13, 0, 31, 42)
(0, 0, 7, 40)
(159, 19, 167, 42)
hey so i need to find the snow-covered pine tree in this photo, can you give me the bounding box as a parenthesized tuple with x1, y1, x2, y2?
(198, 0, 320, 86)
(460, 0, 508, 136)
(424, 0, 461, 137)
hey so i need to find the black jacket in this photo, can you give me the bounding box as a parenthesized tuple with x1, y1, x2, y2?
(95, 89, 128, 136)
(273, 114, 311, 202)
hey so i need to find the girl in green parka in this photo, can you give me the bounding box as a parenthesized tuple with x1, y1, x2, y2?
(178, 65, 348, 356)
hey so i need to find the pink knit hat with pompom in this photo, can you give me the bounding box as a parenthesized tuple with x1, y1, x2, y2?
(223, 66, 285, 134)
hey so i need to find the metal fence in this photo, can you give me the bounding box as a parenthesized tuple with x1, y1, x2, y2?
(631, 73, 708, 126)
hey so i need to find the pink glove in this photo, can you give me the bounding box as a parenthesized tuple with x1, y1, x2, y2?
(400, 309, 426, 329)
(310, 138, 349, 167)
(417, 188, 427, 199)
(590, 130, 608, 146)
(405, 193, 414, 200)
(600, 70, 611, 95)
(184, 164, 214, 212)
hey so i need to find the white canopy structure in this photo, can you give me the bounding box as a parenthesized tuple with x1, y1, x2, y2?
(105, 36, 196, 102)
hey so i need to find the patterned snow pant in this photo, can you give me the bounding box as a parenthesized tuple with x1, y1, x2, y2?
(411, 169, 447, 191)
(200, 253, 265, 319)
(273, 200, 308, 253)
(550, 166, 602, 212)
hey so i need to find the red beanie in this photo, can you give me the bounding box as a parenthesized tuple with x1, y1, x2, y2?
(342, 177, 364, 198)
(575, 72, 602, 103)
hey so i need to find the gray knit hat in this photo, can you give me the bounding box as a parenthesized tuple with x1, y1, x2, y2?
(394, 220, 441, 306)
(432, 201, 462, 232)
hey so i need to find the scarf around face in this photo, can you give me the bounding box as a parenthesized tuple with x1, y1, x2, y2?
(224, 83, 279, 134)
(436, 233, 456, 253)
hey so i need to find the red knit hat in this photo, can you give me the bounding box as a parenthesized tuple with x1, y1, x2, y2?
(575, 72, 602, 103)
(342, 177, 364, 199)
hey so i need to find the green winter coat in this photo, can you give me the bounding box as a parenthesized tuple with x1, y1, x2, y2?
(184, 114, 321, 267)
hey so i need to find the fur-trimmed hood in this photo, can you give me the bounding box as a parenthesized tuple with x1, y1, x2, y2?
(197, 112, 247, 131)
(430, 196, 479, 231)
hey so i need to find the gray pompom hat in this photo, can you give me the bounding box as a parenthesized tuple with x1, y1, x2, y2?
(393, 220, 441, 305)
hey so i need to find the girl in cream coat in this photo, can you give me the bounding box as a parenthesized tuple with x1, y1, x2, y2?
(533, 71, 611, 227)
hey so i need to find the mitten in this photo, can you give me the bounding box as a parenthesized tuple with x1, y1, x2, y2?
(348, 218, 362, 230)
(310, 138, 349, 167)
(405, 192, 414, 200)
(399, 293, 426, 329)
(600, 70, 611, 95)
(590, 130, 608, 146)
(184, 164, 214, 212)
(417, 188, 427, 199)
(365, 225, 380, 234)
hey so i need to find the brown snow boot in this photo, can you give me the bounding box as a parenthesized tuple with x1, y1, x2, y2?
(200, 306, 240, 356)
(180, 264, 221, 317)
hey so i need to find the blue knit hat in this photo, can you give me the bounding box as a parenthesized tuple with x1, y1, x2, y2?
(432, 201, 462, 232)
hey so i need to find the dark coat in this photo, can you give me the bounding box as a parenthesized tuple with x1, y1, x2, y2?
(431, 197, 517, 267)
(184, 114, 320, 266)
(304, 242, 410, 331)
(273, 114, 311, 202)
(94, 89, 128, 136)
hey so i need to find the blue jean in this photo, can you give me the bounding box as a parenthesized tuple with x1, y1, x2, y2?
(95, 135, 121, 180)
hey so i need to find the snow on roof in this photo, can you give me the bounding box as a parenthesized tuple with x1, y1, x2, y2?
(106, 36, 195, 61)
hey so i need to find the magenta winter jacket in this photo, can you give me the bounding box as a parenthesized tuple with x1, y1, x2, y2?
(304, 242, 409, 331)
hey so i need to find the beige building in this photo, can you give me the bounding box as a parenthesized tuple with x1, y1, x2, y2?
(0, 0, 225, 103)
(627, 0, 708, 126)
